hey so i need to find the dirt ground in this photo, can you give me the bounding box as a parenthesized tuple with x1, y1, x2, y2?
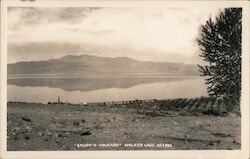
(7, 101, 241, 151)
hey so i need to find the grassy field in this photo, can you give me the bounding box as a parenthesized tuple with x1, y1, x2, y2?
(7, 97, 241, 150)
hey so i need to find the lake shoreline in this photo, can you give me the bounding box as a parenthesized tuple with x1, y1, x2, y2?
(7, 96, 240, 114)
(7, 97, 241, 150)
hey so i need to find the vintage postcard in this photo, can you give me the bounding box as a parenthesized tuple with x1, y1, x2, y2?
(0, 0, 249, 159)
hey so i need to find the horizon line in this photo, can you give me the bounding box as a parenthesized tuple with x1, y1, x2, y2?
(7, 54, 200, 65)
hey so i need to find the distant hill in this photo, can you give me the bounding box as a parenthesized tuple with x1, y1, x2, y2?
(7, 55, 199, 76)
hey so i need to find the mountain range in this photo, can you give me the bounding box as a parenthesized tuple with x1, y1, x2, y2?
(8, 55, 200, 76)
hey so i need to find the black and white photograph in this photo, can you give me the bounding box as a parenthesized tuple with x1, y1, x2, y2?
(1, 0, 250, 158)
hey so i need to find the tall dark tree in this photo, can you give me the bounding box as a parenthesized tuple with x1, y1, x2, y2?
(197, 8, 242, 100)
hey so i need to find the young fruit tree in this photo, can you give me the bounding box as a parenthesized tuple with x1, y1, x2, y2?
(197, 8, 242, 102)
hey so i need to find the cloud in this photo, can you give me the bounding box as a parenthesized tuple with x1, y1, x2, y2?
(8, 42, 83, 63)
(8, 7, 99, 30)
(8, 7, 221, 63)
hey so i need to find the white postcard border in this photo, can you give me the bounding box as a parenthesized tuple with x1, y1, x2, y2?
(1, 1, 249, 159)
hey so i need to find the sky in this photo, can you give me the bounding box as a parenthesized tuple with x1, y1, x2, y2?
(7, 7, 222, 64)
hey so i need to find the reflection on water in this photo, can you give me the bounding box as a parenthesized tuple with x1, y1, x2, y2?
(7, 76, 207, 103)
(8, 77, 189, 92)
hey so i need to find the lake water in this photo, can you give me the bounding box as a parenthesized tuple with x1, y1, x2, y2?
(7, 76, 208, 104)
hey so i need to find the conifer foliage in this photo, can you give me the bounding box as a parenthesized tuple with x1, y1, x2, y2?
(197, 8, 242, 100)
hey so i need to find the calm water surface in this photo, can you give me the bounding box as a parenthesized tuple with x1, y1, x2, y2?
(7, 76, 207, 103)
